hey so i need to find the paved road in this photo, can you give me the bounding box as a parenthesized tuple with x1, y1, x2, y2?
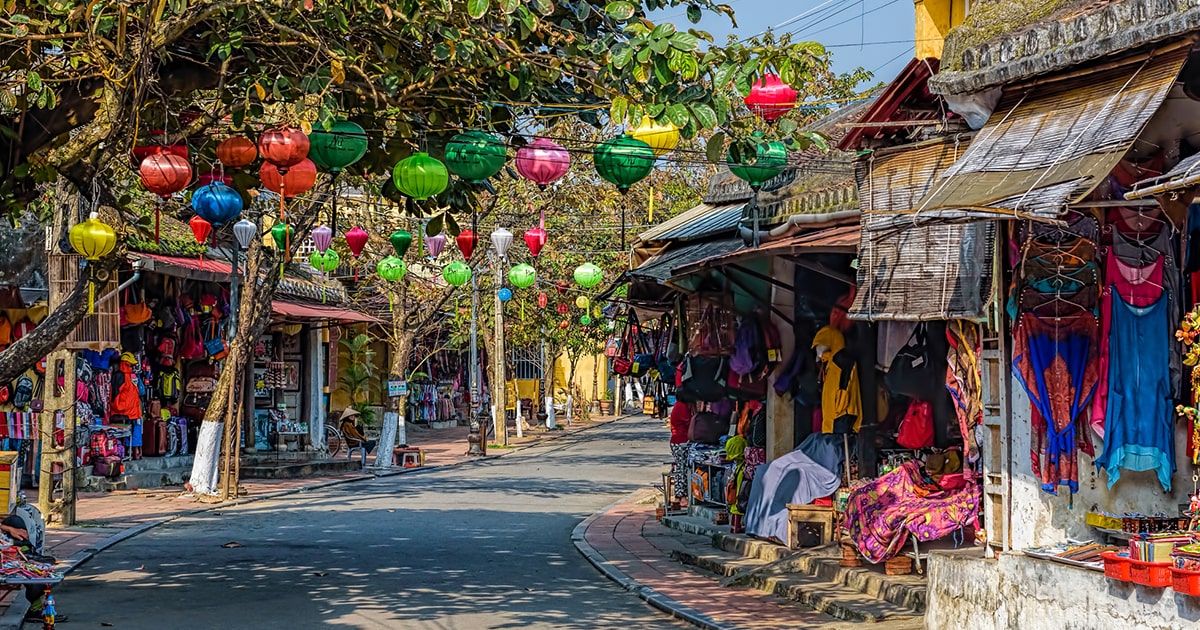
(54, 416, 685, 629)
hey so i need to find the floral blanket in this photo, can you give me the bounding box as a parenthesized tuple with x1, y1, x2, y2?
(843, 461, 980, 563)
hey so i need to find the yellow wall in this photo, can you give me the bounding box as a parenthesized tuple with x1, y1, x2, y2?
(914, 0, 968, 59)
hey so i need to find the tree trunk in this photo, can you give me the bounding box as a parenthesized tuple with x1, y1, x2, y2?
(378, 317, 414, 469)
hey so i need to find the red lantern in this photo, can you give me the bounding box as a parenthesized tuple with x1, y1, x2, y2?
(456, 229, 478, 259)
(345, 227, 369, 258)
(524, 205, 547, 257)
(139, 153, 192, 198)
(258, 127, 310, 171)
(559, 319, 570, 330)
(217, 137, 258, 169)
(196, 170, 233, 187)
(556, 303, 569, 315)
(189, 215, 213, 245)
(537, 292, 548, 309)
(131, 139, 188, 167)
(556, 281, 569, 294)
(259, 159, 317, 198)
(744, 74, 797, 122)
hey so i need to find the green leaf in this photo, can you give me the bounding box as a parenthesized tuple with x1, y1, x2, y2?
(705, 132, 726, 164)
(574, 1, 590, 20)
(646, 103, 664, 118)
(669, 32, 699, 52)
(665, 103, 689, 128)
(777, 118, 798, 135)
(651, 22, 676, 38)
(801, 130, 830, 152)
(434, 42, 452, 60)
(688, 102, 717, 129)
(605, 1, 635, 21)
(10, 14, 29, 24)
(609, 96, 628, 125)
(467, 0, 488, 19)
(636, 46, 652, 64)
(508, 73, 520, 91)
(531, 0, 554, 16)
(427, 213, 444, 237)
(501, 0, 519, 12)
(686, 4, 702, 23)
(653, 57, 672, 84)
(611, 44, 634, 69)
(678, 53, 698, 80)
(516, 6, 537, 32)
(25, 71, 41, 92)
(711, 61, 735, 88)
(649, 37, 669, 54)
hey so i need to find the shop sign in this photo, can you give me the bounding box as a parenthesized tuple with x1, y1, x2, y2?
(388, 380, 408, 397)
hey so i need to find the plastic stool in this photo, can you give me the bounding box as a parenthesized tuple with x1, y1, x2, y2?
(394, 448, 424, 468)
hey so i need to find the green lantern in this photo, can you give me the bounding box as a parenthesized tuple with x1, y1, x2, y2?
(593, 135, 655, 193)
(445, 131, 507, 183)
(377, 256, 407, 282)
(270, 223, 294, 250)
(393, 152, 449, 200)
(580, 315, 592, 326)
(390, 230, 413, 257)
(309, 249, 341, 273)
(508, 263, 537, 289)
(727, 133, 787, 189)
(573, 262, 603, 288)
(308, 120, 369, 173)
(442, 261, 471, 286)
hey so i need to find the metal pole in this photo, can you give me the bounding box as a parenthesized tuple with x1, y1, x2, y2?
(493, 254, 507, 446)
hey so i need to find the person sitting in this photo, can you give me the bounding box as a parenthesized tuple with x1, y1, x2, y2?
(1, 504, 67, 623)
(338, 408, 377, 454)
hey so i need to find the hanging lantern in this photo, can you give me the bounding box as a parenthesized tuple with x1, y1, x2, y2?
(509, 263, 537, 289)
(191, 182, 244, 226)
(426, 232, 447, 259)
(260, 158, 318, 198)
(537, 292, 548, 309)
(393, 153, 449, 200)
(377, 256, 407, 282)
(498, 288, 513, 302)
(258, 126, 310, 171)
(594, 135, 655, 193)
(269, 222, 294, 252)
(308, 120, 369, 173)
(456, 229, 478, 259)
(345, 227, 369, 258)
(514, 138, 570, 189)
(557, 303, 570, 316)
(68, 212, 118, 314)
(727, 134, 787, 189)
(559, 319, 570, 330)
(490, 228, 513, 258)
(233, 219, 258, 250)
(309, 249, 341, 273)
(445, 130, 507, 183)
(217, 136, 258, 170)
(556, 281, 569, 294)
(744, 74, 798, 122)
(442, 261, 472, 286)
(189, 215, 213, 245)
(390, 230, 413, 257)
(580, 315, 593, 326)
(631, 117, 680, 157)
(196, 170, 233, 187)
(574, 263, 603, 288)
(523, 227, 547, 257)
(312, 225, 333, 254)
(575, 296, 590, 309)
(131, 141, 188, 168)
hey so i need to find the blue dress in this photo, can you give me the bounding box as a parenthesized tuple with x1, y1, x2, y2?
(1096, 292, 1174, 491)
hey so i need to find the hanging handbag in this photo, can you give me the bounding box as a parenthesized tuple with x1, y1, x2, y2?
(178, 310, 205, 360)
(886, 324, 935, 398)
(120, 287, 153, 327)
(896, 399, 935, 449)
(611, 317, 634, 376)
(656, 314, 678, 384)
(629, 312, 654, 377)
(688, 411, 731, 444)
(203, 317, 229, 361)
(678, 354, 728, 402)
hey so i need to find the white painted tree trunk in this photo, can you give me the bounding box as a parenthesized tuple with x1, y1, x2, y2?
(545, 396, 556, 429)
(377, 411, 398, 469)
(515, 398, 524, 438)
(188, 421, 224, 495)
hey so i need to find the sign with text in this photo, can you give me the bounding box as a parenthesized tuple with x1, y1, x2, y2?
(387, 380, 408, 398)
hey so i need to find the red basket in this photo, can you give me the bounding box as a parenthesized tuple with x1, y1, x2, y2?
(1101, 551, 1132, 581)
(1129, 559, 1173, 588)
(1171, 567, 1200, 596)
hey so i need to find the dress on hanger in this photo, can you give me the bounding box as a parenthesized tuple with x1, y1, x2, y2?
(812, 326, 861, 433)
(1110, 226, 1182, 397)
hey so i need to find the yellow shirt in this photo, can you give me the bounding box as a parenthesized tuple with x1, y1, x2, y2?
(812, 326, 862, 433)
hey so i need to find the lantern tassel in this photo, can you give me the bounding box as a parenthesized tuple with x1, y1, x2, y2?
(88, 280, 95, 315)
(155, 205, 161, 245)
(388, 292, 394, 311)
(648, 185, 654, 222)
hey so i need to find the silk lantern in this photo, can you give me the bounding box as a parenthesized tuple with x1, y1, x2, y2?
(490, 228, 513, 258)
(574, 263, 603, 288)
(140, 152, 192, 243)
(728, 134, 787, 189)
(524, 205, 547, 257)
(559, 319, 570, 330)
(312, 225, 333, 255)
(442, 261, 471, 286)
(308, 120, 368, 173)
(445, 130, 507, 183)
(498, 288, 513, 302)
(456, 229, 478, 259)
(309, 249, 341, 273)
(575, 296, 589, 309)
(190, 215, 213, 246)
(378, 256, 407, 281)
(270, 222, 294, 252)
(556, 281, 569, 294)
(233, 219, 257, 250)
(631, 117, 680, 157)
(69, 212, 118, 314)
(393, 153, 449, 200)
(509, 263, 536, 289)
(343, 226, 369, 280)
(260, 158, 318, 198)
(258, 127, 309, 171)
(131, 141, 187, 168)
(537, 292, 548, 309)
(580, 315, 593, 326)
(744, 74, 797, 122)
(556, 303, 569, 315)
(196, 170, 233, 187)
(426, 232, 447, 259)
(217, 136, 258, 169)
(514, 138, 569, 189)
(390, 230, 413, 257)
(191, 182, 244, 226)
(594, 135, 655, 193)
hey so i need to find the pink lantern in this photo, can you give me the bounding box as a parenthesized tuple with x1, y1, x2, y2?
(515, 138, 570, 190)
(524, 205, 547, 257)
(312, 225, 333, 255)
(744, 74, 797, 122)
(345, 227, 369, 258)
(426, 232, 447, 259)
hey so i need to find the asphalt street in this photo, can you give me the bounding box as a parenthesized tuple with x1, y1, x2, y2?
(53, 416, 685, 629)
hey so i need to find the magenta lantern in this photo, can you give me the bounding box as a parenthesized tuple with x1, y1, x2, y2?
(515, 138, 570, 190)
(524, 206, 547, 257)
(744, 74, 798, 122)
(345, 227, 369, 258)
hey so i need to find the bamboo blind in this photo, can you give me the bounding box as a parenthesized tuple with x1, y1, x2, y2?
(49, 254, 119, 350)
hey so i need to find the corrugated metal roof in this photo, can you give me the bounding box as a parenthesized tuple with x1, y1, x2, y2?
(912, 47, 1187, 223)
(636, 202, 745, 243)
(674, 224, 859, 276)
(630, 238, 745, 283)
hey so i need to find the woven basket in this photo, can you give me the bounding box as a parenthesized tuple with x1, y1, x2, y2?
(886, 556, 913, 576)
(840, 541, 862, 567)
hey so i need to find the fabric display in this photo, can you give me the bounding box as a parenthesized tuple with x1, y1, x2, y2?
(0, 413, 36, 440)
(744, 433, 843, 542)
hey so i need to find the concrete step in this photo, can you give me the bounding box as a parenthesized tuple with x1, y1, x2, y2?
(124, 454, 194, 473)
(82, 466, 191, 492)
(240, 458, 362, 479)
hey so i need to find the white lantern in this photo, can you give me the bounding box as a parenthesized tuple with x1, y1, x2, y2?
(491, 228, 513, 258)
(233, 219, 257, 250)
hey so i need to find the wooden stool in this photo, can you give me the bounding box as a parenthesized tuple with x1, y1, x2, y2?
(786, 504, 836, 549)
(394, 448, 424, 468)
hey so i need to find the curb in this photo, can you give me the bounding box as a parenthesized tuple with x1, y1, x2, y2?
(570, 490, 736, 630)
(3, 413, 642, 629)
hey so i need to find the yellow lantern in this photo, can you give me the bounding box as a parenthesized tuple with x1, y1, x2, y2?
(69, 212, 118, 314)
(575, 295, 590, 310)
(631, 117, 680, 157)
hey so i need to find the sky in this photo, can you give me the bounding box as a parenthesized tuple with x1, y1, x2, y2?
(654, 0, 918, 90)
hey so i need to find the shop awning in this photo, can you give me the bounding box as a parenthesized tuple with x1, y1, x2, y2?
(271, 301, 383, 324)
(674, 224, 859, 276)
(133, 253, 233, 282)
(1126, 151, 1200, 200)
(629, 238, 744, 283)
(907, 46, 1188, 223)
(635, 202, 746, 243)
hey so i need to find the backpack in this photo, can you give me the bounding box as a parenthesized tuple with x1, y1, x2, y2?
(11, 375, 33, 409)
(158, 370, 181, 404)
(157, 332, 177, 368)
(88, 430, 124, 462)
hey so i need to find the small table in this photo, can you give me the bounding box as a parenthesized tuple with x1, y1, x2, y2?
(786, 504, 836, 549)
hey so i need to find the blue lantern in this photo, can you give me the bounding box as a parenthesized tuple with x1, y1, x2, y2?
(498, 288, 513, 302)
(191, 182, 244, 226)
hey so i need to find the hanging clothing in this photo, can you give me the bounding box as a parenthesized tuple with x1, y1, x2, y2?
(1111, 226, 1182, 396)
(1012, 313, 1098, 494)
(1095, 293, 1175, 492)
(945, 321, 983, 463)
(725, 436, 748, 516)
(812, 326, 861, 433)
(110, 362, 143, 422)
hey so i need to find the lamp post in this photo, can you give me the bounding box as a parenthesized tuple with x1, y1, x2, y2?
(217, 219, 256, 499)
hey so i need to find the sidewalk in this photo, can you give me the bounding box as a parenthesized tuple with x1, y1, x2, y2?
(0, 413, 627, 628)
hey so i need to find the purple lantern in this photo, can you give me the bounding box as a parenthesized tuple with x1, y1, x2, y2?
(312, 225, 333, 255)
(515, 138, 570, 190)
(426, 232, 447, 259)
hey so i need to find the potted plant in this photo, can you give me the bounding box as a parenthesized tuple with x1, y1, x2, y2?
(598, 390, 614, 416)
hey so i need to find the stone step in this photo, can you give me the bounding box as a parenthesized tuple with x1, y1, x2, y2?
(240, 458, 362, 479)
(83, 467, 192, 492)
(124, 454, 194, 473)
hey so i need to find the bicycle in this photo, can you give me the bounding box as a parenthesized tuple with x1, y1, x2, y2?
(321, 424, 346, 459)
